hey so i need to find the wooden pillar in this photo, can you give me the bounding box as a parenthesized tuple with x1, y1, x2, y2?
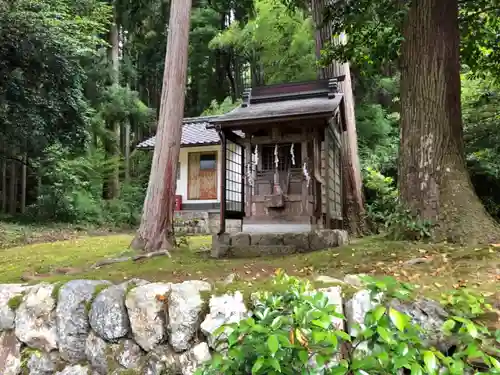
(313, 130, 322, 220)
(301, 130, 309, 215)
(244, 140, 252, 217)
(324, 126, 331, 228)
(218, 130, 227, 234)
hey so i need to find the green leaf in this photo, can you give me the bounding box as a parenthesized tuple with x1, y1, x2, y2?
(252, 357, 265, 374)
(490, 355, 500, 369)
(423, 351, 438, 374)
(268, 357, 281, 372)
(267, 335, 279, 355)
(312, 319, 331, 329)
(465, 321, 478, 338)
(410, 363, 423, 375)
(298, 349, 309, 363)
(442, 319, 456, 333)
(372, 305, 386, 322)
(336, 330, 351, 341)
(389, 308, 408, 331)
(376, 326, 393, 343)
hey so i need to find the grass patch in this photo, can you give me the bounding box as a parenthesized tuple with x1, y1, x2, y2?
(0, 233, 497, 306)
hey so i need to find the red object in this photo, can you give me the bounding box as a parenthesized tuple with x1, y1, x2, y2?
(174, 195, 182, 211)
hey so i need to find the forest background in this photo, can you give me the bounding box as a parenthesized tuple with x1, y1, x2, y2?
(1, 0, 499, 240)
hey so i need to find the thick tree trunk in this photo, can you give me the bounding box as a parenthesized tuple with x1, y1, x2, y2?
(103, 17, 121, 200)
(311, 0, 367, 236)
(131, 0, 192, 252)
(399, 0, 499, 243)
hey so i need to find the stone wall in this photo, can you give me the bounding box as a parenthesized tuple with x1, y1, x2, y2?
(211, 229, 349, 258)
(174, 211, 241, 234)
(0, 275, 449, 375)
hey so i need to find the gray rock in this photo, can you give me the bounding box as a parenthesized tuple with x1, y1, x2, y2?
(125, 282, 171, 351)
(0, 331, 21, 375)
(85, 330, 109, 375)
(222, 273, 237, 285)
(343, 274, 367, 288)
(283, 232, 310, 251)
(179, 342, 211, 375)
(89, 281, 140, 341)
(230, 233, 250, 247)
(0, 284, 30, 331)
(345, 290, 383, 337)
(345, 290, 383, 357)
(390, 298, 452, 352)
(211, 234, 230, 258)
(334, 229, 349, 246)
(168, 281, 211, 352)
(200, 291, 250, 350)
(143, 345, 180, 375)
(55, 364, 90, 375)
(114, 339, 144, 369)
(15, 283, 58, 351)
(310, 230, 338, 250)
(56, 280, 111, 363)
(318, 286, 344, 330)
(250, 233, 283, 246)
(26, 351, 63, 375)
(315, 275, 344, 284)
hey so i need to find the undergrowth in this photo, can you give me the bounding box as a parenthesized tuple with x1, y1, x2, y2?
(197, 271, 500, 375)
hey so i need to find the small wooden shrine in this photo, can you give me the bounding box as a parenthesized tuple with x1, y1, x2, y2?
(208, 77, 346, 234)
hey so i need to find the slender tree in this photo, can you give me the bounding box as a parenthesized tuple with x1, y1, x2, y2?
(131, 0, 193, 252)
(311, 0, 367, 236)
(103, 8, 121, 200)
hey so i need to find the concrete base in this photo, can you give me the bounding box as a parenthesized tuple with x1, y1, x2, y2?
(242, 223, 314, 233)
(211, 229, 349, 258)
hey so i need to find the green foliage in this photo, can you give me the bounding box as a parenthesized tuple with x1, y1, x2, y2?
(210, 0, 317, 85)
(197, 270, 346, 374)
(199, 272, 500, 375)
(440, 289, 494, 319)
(364, 168, 433, 240)
(202, 96, 242, 116)
(29, 144, 145, 226)
(0, 0, 110, 157)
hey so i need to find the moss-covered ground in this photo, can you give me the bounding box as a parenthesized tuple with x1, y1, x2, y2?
(0, 232, 498, 305)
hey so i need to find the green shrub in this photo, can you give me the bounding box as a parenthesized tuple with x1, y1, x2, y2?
(363, 167, 433, 240)
(197, 272, 500, 375)
(102, 183, 145, 227)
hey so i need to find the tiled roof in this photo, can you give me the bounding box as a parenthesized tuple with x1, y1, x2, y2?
(215, 94, 344, 124)
(136, 116, 243, 149)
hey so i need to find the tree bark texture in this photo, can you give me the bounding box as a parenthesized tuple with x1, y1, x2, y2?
(399, 0, 499, 243)
(131, 0, 192, 252)
(8, 159, 16, 215)
(103, 17, 121, 200)
(311, 0, 367, 236)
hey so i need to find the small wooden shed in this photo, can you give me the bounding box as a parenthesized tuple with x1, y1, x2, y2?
(208, 77, 346, 234)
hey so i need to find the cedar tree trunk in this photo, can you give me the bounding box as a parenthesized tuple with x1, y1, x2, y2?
(311, 0, 367, 236)
(399, 0, 500, 243)
(131, 0, 192, 252)
(103, 17, 121, 200)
